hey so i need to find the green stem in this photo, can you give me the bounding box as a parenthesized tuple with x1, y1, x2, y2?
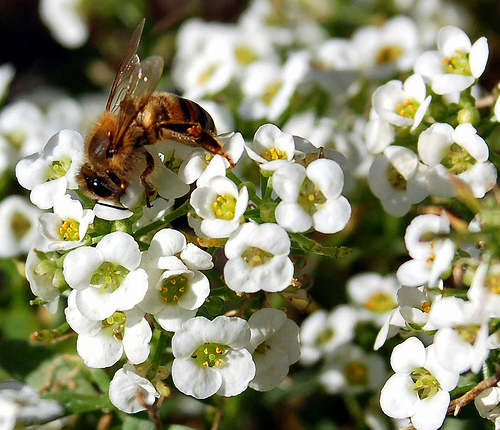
(227, 171, 262, 205)
(152, 330, 168, 365)
(289, 232, 352, 258)
(133, 200, 191, 238)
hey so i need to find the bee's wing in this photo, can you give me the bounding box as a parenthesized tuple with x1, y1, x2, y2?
(106, 19, 145, 112)
(113, 55, 164, 144)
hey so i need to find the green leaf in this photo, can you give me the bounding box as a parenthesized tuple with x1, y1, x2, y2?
(43, 392, 112, 414)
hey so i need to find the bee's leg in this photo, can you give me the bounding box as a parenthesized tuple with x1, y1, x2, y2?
(140, 152, 156, 208)
(157, 122, 235, 167)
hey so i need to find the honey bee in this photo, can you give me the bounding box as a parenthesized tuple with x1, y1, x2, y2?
(78, 19, 232, 207)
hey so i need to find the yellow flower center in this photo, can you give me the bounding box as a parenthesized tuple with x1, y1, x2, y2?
(212, 194, 237, 220)
(375, 45, 403, 64)
(442, 50, 471, 75)
(160, 274, 188, 304)
(396, 99, 419, 119)
(90, 262, 129, 292)
(364, 292, 396, 313)
(59, 219, 80, 241)
(241, 246, 274, 267)
(262, 80, 282, 105)
(191, 343, 229, 368)
(345, 361, 368, 386)
(386, 164, 407, 191)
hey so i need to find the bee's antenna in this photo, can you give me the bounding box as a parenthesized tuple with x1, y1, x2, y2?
(95, 201, 129, 211)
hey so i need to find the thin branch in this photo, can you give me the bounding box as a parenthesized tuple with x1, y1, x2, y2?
(211, 398, 225, 430)
(447, 370, 500, 416)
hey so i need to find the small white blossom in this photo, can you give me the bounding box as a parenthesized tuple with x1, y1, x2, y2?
(368, 146, 428, 217)
(414, 26, 488, 94)
(171, 316, 256, 399)
(320, 344, 387, 394)
(16, 130, 84, 210)
(39, 0, 89, 48)
(0, 196, 42, 258)
(428, 296, 489, 373)
(300, 306, 358, 365)
(139, 229, 212, 331)
(190, 175, 248, 238)
(372, 74, 431, 131)
(418, 122, 496, 198)
(397, 214, 455, 287)
(245, 124, 295, 165)
(239, 51, 310, 121)
(179, 132, 245, 187)
(352, 15, 421, 78)
(247, 308, 300, 391)
(224, 222, 294, 293)
(273, 158, 351, 234)
(38, 194, 94, 251)
(0, 381, 64, 429)
(65, 291, 152, 368)
(0, 63, 14, 102)
(63, 231, 148, 321)
(26, 249, 65, 313)
(109, 364, 159, 414)
(380, 337, 459, 430)
(347, 272, 399, 327)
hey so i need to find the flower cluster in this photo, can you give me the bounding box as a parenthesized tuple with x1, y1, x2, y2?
(15, 113, 349, 413)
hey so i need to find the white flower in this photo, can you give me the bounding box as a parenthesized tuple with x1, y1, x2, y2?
(0, 63, 14, 103)
(380, 337, 459, 430)
(414, 26, 488, 94)
(273, 158, 351, 234)
(173, 23, 236, 100)
(26, 249, 65, 313)
(428, 296, 489, 373)
(109, 364, 159, 414)
(475, 386, 500, 428)
(372, 74, 431, 131)
(171, 315, 256, 399)
(300, 306, 358, 365)
(365, 109, 395, 154)
(320, 344, 386, 394)
(0, 100, 46, 161)
(352, 15, 421, 78)
(247, 308, 300, 391)
(0, 196, 42, 258)
(39, 0, 89, 48)
(368, 146, 428, 217)
(190, 176, 248, 238)
(0, 380, 64, 429)
(38, 194, 94, 251)
(139, 229, 212, 331)
(62, 231, 148, 321)
(347, 272, 399, 327)
(469, 262, 500, 317)
(239, 51, 310, 121)
(65, 291, 151, 368)
(179, 132, 245, 187)
(224, 223, 293, 293)
(310, 38, 361, 95)
(417, 123, 496, 198)
(397, 214, 455, 287)
(245, 124, 295, 165)
(16, 129, 85, 210)
(374, 285, 441, 350)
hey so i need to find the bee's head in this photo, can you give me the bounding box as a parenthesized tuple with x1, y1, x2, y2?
(77, 162, 126, 204)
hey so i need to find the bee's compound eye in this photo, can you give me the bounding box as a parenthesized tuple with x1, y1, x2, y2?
(85, 175, 113, 198)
